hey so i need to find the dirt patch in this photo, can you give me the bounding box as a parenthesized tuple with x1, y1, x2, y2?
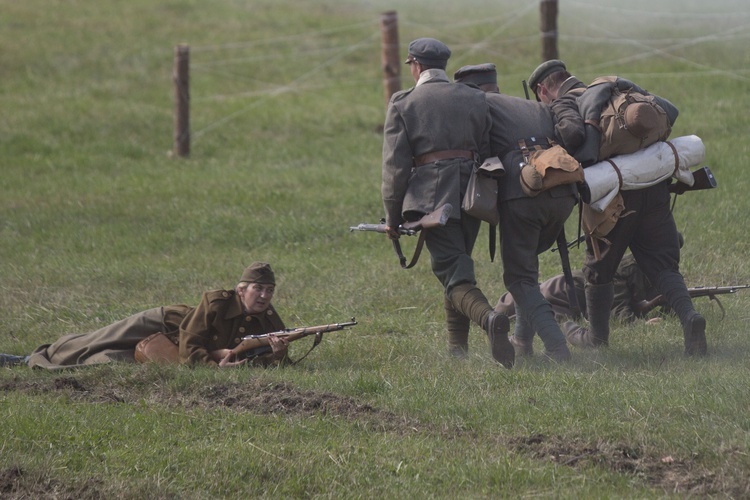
(3, 375, 748, 497)
(1, 374, 420, 433)
(0, 466, 105, 500)
(509, 433, 746, 496)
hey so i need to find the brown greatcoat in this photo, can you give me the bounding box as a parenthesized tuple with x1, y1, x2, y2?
(178, 289, 285, 366)
(27, 290, 285, 370)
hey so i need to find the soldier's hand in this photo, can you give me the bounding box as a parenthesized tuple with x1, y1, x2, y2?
(385, 226, 400, 240)
(268, 334, 289, 359)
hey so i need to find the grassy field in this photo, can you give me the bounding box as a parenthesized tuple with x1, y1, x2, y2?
(2, 0, 749, 497)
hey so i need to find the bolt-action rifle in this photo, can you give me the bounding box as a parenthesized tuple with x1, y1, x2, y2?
(228, 318, 357, 365)
(634, 285, 748, 318)
(349, 204, 453, 268)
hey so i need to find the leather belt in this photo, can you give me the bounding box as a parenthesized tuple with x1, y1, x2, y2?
(414, 149, 474, 167)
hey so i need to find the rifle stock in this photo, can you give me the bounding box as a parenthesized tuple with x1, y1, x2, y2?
(349, 204, 454, 269)
(230, 318, 357, 358)
(349, 203, 453, 236)
(669, 166, 717, 195)
(634, 285, 748, 316)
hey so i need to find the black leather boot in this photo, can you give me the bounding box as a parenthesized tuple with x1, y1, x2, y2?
(563, 282, 613, 348)
(655, 271, 707, 356)
(509, 304, 535, 357)
(450, 283, 514, 368)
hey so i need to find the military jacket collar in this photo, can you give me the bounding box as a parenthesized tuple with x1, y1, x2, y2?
(416, 68, 449, 87)
(559, 76, 586, 96)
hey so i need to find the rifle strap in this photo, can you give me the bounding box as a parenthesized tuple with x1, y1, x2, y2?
(489, 224, 496, 262)
(289, 332, 324, 365)
(394, 231, 427, 269)
(556, 228, 582, 319)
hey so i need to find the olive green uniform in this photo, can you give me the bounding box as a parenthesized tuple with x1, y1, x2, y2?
(26, 292, 285, 370)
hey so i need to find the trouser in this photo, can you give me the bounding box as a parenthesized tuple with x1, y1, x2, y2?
(499, 190, 577, 350)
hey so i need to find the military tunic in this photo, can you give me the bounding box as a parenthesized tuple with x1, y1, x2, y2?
(381, 69, 492, 293)
(179, 289, 285, 366)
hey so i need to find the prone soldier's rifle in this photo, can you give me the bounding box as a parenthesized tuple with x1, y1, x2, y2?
(349, 204, 453, 268)
(229, 318, 357, 365)
(635, 285, 749, 319)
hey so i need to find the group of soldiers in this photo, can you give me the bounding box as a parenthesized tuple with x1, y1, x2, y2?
(380, 37, 707, 368)
(1, 37, 708, 372)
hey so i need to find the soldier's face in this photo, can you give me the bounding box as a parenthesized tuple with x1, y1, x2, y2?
(239, 283, 275, 314)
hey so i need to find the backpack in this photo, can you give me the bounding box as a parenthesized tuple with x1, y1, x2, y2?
(591, 76, 672, 160)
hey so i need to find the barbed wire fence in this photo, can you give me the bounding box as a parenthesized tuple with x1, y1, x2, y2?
(171, 2, 750, 157)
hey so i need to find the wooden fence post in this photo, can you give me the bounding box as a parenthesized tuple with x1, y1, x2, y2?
(380, 11, 401, 109)
(540, 0, 558, 61)
(173, 44, 190, 158)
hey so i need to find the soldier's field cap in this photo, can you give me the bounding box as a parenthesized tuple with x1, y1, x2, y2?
(240, 262, 275, 284)
(528, 59, 566, 93)
(453, 63, 497, 86)
(405, 37, 451, 66)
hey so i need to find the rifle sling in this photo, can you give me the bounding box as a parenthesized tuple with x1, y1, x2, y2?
(393, 230, 427, 269)
(489, 224, 496, 262)
(557, 228, 582, 320)
(288, 331, 324, 366)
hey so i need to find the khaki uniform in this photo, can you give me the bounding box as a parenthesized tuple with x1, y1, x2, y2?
(26, 291, 285, 369)
(179, 290, 285, 365)
(27, 305, 192, 370)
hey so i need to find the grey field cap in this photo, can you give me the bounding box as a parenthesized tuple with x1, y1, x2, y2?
(405, 37, 451, 66)
(453, 63, 497, 86)
(527, 59, 566, 93)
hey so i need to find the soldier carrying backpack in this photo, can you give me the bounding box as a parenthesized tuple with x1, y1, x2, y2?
(527, 59, 707, 357)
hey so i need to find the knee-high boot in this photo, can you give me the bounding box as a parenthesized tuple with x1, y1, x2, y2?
(655, 271, 707, 356)
(509, 303, 534, 357)
(450, 283, 514, 368)
(563, 282, 613, 347)
(445, 298, 470, 358)
(521, 293, 571, 362)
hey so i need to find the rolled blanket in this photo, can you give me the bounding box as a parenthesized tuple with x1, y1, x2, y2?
(584, 135, 705, 212)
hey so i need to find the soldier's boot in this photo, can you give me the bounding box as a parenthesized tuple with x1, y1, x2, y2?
(655, 271, 707, 356)
(509, 303, 534, 357)
(562, 282, 614, 348)
(450, 283, 514, 368)
(516, 287, 570, 362)
(445, 298, 470, 358)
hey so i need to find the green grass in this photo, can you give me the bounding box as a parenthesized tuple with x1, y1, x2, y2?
(2, 0, 750, 497)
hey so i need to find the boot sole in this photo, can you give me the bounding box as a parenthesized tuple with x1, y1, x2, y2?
(685, 314, 707, 356)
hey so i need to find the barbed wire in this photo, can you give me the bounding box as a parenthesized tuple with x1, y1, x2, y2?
(184, 4, 750, 142)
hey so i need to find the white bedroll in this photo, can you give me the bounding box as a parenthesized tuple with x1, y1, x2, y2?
(584, 135, 705, 212)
